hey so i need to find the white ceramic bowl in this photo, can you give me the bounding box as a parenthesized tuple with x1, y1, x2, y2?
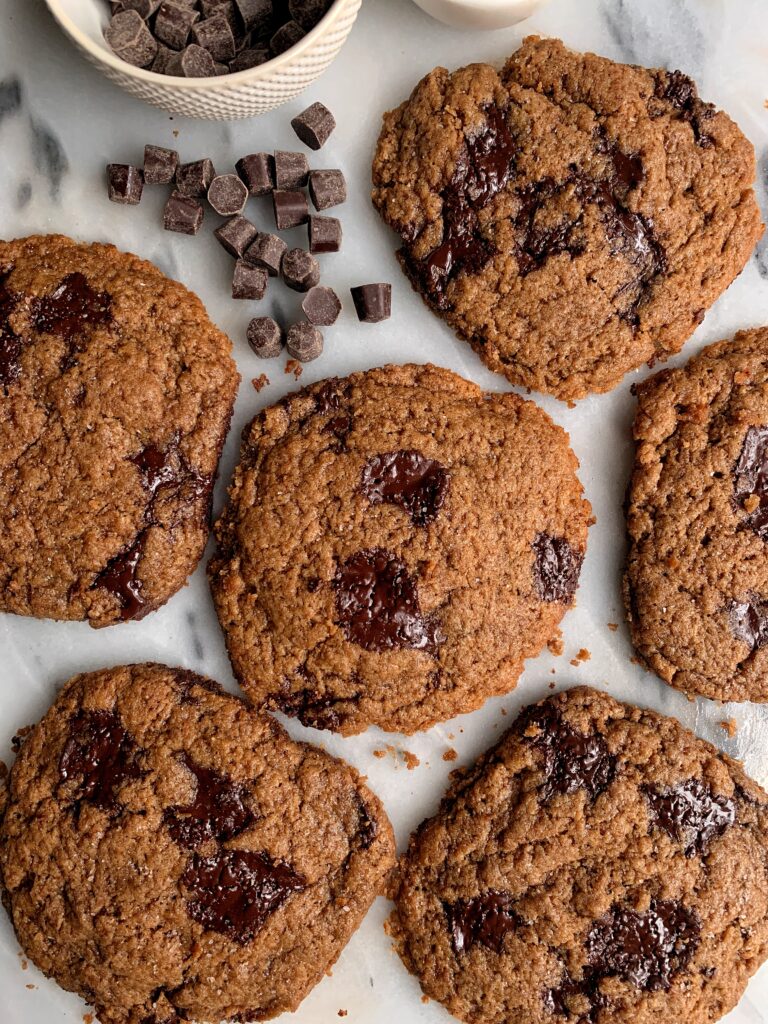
(412, 0, 547, 30)
(44, 0, 362, 120)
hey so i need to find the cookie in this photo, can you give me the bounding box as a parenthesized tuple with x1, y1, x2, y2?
(372, 37, 762, 401)
(208, 364, 591, 735)
(0, 663, 394, 1024)
(624, 327, 768, 703)
(388, 685, 768, 1024)
(0, 235, 239, 627)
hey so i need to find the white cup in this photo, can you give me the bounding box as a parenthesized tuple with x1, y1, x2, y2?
(411, 0, 548, 30)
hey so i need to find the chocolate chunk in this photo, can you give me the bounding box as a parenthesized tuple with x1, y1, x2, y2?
(207, 172, 248, 215)
(301, 285, 341, 326)
(107, 164, 144, 205)
(517, 700, 616, 803)
(104, 9, 158, 67)
(154, 1, 200, 49)
(143, 145, 178, 185)
(176, 158, 216, 196)
(164, 190, 204, 234)
(350, 283, 391, 323)
(286, 321, 323, 361)
(182, 848, 305, 944)
(308, 215, 341, 253)
(191, 12, 236, 61)
(31, 273, 112, 341)
(274, 150, 309, 189)
(119, 0, 161, 16)
(445, 892, 520, 954)
(229, 46, 270, 72)
(59, 709, 144, 813)
(644, 779, 736, 857)
(333, 548, 442, 654)
(247, 316, 283, 357)
(166, 43, 220, 77)
(269, 680, 341, 731)
(273, 189, 309, 229)
(288, 0, 332, 30)
(361, 450, 449, 526)
(234, 0, 273, 32)
(92, 532, 148, 619)
(655, 70, 715, 147)
(150, 43, 175, 73)
(733, 425, 768, 539)
(532, 532, 582, 604)
(236, 152, 274, 195)
(164, 753, 255, 848)
(130, 443, 177, 495)
(291, 100, 336, 150)
(0, 270, 21, 392)
(356, 796, 378, 849)
(282, 247, 320, 292)
(270, 20, 303, 55)
(309, 169, 346, 210)
(727, 595, 768, 650)
(201, 0, 235, 17)
(214, 213, 259, 257)
(587, 899, 700, 991)
(233, 260, 268, 299)
(245, 231, 286, 275)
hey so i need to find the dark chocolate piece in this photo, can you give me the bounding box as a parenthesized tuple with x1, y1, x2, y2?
(150, 43, 175, 73)
(164, 191, 204, 234)
(164, 753, 255, 848)
(245, 231, 286, 275)
(0, 270, 21, 392)
(274, 150, 309, 189)
(727, 595, 768, 650)
(176, 158, 216, 196)
(234, 0, 273, 33)
(532, 532, 582, 604)
(59, 708, 144, 813)
(282, 247, 320, 292)
(229, 46, 270, 72)
(207, 172, 248, 215)
(107, 164, 144, 205)
(92, 532, 148, 619)
(309, 169, 346, 210)
(236, 152, 274, 195)
(191, 12, 236, 61)
(233, 260, 268, 299)
(308, 215, 341, 253)
(655, 70, 715, 147)
(104, 9, 158, 67)
(291, 100, 336, 150)
(166, 43, 220, 77)
(154, 0, 200, 50)
(270, 20, 303, 56)
(288, 0, 332, 30)
(733, 425, 768, 539)
(644, 779, 736, 857)
(350, 283, 390, 323)
(361, 450, 449, 526)
(214, 214, 259, 257)
(247, 316, 283, 357)
(286, 321, 323, 361)
(445, 892, 520, 954)
(120, 0, 161, 17)
(31, 273, 112, 342)
(143, 144, 179, 185)
(301, 285, 341, 326)
(273, 189, 309, 229)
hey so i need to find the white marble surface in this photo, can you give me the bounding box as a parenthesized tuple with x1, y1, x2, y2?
(1, 0, 768, 1021)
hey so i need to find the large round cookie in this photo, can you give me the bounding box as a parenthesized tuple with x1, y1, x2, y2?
(0, 663, 394, 1024)
(372, 36, 763, 401)
(0, 234, 239, 627)
(389, 686, 768, 1024)
(208, 364, 591, 735)
(625, 327, 768, 703)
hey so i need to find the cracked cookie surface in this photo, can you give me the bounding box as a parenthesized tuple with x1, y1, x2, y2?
(388, 686, 768, 1024)
(0, 234, 239, 627)
(625, 327, 768, 702)
(0, 663, 394, 1024)
(208, 363, 591, 735)
(372, 36, 763, 401)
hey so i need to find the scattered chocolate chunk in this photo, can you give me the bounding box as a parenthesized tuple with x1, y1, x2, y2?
(282, 247, 320, 292)
(270, 20, 303, 55)
(532, 532, 583, 603)
(644, 779, 736, 857)
(176, 158, 216, 197)
(164, 191, 204, 234)
(273, 189, 309, 229)
(59, 709, 144, 813)
(333, 548, 442, 654)
(164, 753, 255, 848)
(286, 321, 323, 361)
(107, 164, 144, 205)
(302, 285, 341, 326)
(234, 0, 272, 33)
(274, 150, 309, 189)
(308, 215, 342, 253)
(733, 425, 768, 539)
(727, 595, 768, 650)
(182, 848, 305, 944)
(233, 260, 268, 299)
(104, 9, 158, 68)
(208, 172, 248, 215)
(350, 283, 391, 323)
(309, 169, 346, 210)
(154, 1, 200, 50)
(291, 100, 336, 150)
(215, 214, 259, 257)
(167, 43, 220, 77)
(191, 12, 236, 61)
(361, 450, 449, 526)
(445, 892, 520, 954)
(143, 144, 178, 185)
(248, 316, 284, 357)
(236, 152, 274, 195)
(289, 0, 332, 31)
(243, 233, 285, 278)
(229, 46, 270, 72)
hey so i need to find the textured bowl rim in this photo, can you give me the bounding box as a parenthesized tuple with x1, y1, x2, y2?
(44, 0, 353, 90)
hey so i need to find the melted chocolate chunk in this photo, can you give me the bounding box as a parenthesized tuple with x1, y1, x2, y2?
(269, 685, 342, 731)
(586, 898, 700, 991)
(655, 71, 715, 147)
(59, 708, 144, 812)
(727, 595, 768, 650)
(356, 798, 378, 849)
(733, 426, 768, 539)
(92, 530, 148, 620)
(644, 779, 736, 857)
(445, 891, 520, 954)
(30, 272, 112, 342)
(518, 701, 616, 803)
(0, 268, 21, 390)
(360, 450, 449, 526)
(333, 548, 442, 655)
(182, 848, 305, 944)
(532, 533, 583, 604)
(131, 443, 178, 496)
(545, 970, 607, 1021)
(164, 754, 255, 849)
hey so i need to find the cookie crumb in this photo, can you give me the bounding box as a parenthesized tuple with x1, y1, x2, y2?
(26, 983, 35, 990)
(372, 749, 386, 759)
(569, 648, 591, 667)
(743, 494, 760, 514)
(547, 634, 564, 657)
(403, 750, 420, 770)
(251, 373, 270, 392)
(83, 1015, 94, 1024)
(500, 708, 507, 716)
(607, 622, 618, 631)
(20, 957, 28, 970)
(442, 748, 458, 762)
(285, 358, 303, 379)
(719, 718, 738, 737)
(338, 1011, 348, 1018)
(549, 681, 556, 689)
(11, 725, 33, 753)
(421, 995, 430, 1004)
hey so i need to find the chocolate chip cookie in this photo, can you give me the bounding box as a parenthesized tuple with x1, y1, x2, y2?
(624, 326, 768, 703)
(372, 37, 763, 401)
(0, 234, 239, 627)
(208, 364, 591, 735)
(388, 686, 768, 1024)
(0, 663, 394, 1024)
